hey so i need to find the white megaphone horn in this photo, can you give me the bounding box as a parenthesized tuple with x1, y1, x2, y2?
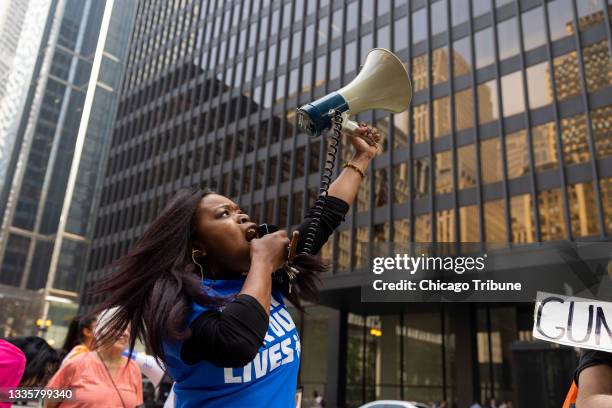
(297, 48, 412, 137)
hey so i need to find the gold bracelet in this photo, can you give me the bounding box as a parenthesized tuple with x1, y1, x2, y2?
(343, 162, 365, 179)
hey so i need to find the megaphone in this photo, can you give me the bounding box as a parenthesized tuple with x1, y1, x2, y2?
(297, 48, 412, 137)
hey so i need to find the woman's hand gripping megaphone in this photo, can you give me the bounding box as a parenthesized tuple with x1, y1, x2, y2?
(348, 122, 384, 158)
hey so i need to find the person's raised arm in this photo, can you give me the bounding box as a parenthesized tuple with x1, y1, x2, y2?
(577, 364, 612, 408)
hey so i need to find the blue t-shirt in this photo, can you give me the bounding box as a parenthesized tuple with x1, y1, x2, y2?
(163, 278, 301, 408)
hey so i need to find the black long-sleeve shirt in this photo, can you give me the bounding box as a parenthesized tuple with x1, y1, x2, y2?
(181, 195, 349, 367)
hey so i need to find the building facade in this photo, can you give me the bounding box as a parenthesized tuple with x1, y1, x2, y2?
(0, 0, 137, 345)
(82, 0, 612, 406)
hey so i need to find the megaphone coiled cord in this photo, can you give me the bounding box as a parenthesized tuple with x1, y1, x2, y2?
(300, 110, 342, 255)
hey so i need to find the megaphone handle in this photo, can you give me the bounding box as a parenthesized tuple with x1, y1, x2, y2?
(342, 119, 359, 133)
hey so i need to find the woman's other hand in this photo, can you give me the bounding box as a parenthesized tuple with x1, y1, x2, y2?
(348, 122, 383, 159)
(250, 230, 290, 271)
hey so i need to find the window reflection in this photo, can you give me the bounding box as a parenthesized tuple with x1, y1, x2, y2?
(361, 0, 374, 23)
(560, 113, 591, 165)
(526, 62, 552, 110)
(345, 40, 357, 75)
(453, 37, 471, 78)
(521, 7, 546, 51)
(583, 41, 612, 92)
(451, 0, 469, 26)
(497, 18, 519, 61)
(480, 138, 503, 184)
(354, 226, 368, 269)
(357, 170, 371, 212)
(510, 194, 535, 244)
(477, 80, 499, 124)
(538, 188, 566, 241)
(393, 112, 409, 148)
(435, 151, 453, 194)
(412, 54, 428, 92)
(567, 182, 600, 237)
(415, 214, 432, 242)
(332, 6, 343, 39)
(600, 177, 612, 235)
(393, 163, 409, 204)
(433, 96, 450, 138)
(454, 88, 473, 131)
(577, 0, 606, 31)
(460, 205, 479, 242)
(437, 209, 455, 242)
(413, 104, 429, 143)
(412, 8, 428, 44)
(485, 199, 507, 243)
(337, 229, 350, 271)
(547, 0, 574, 41)
(532, 122, 558, 172)
(472, 0, 491, 17)
(505, 130, 529, 179)
(393, 218, 410, 244)
(373, 222, 389, 243)
(375, 169, 389, 207)
(432, 47, 449, 85)
(475, 28, 494, 69)
(591, 105, 612, 159)
(347, 1, 358, 31)
(431, 1, 448, 35)
(554, 51, 581, 101)
(501, 71, 525, 118)
(394, 16, 409, 51)
(413, 157, 430, 198)
(458, 144, 476, 189)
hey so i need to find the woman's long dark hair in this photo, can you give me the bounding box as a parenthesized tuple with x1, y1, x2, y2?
(90, 187, 327, 363)
(61, 315, 96, 356)
(6, 336, 60, 387)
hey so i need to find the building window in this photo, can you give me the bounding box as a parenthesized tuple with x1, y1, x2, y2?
(484, 199, 507, 243)
(501, 71, 525, 118)
(373, 222, 389, 244)
(413, 157, 430, 199)
(393, 112, 409, 148)
(583, 41, 612, 93)
(510, 194, 535, 244)
(600, 177, 612, 235)
(554, 51, 581, 101)
(521, 6, 546, 51)
(435, 151, 453, 195)
(451, 0, 469, 26)
(393, 163, 409, 204)
(458, 144, 477, 189)
(412, 53, 428, 92)
(393, 218, 410, 244)
(412, 7, 427, 44)
(526, 62, 552, 110)
(337, 229, 351, 272)
(437, 209, 455, 242)
(505, 130, 529, 179)
(591, 105, 612, 159)
(357, 171, 371, 212)
(433, 96, 450, 138)
(477, 80, 499, 124)
(547, 0, 574, 42)
(432, 47, 449, 85)
(414, 213, 432, 242)
(454, 88, 473, 131)
(353, 226, 368, 269)
(538, 188, 566, 241)
(374, 169, 389, 207)
(474, 27, 495, 69)
(576, 0, 606, 31)
(496, 17, 519, 61)
(568, 182, 600, 237)
(413, 103, 429, 143)
(453, 37, 471, 78)
(532, 122, 559, 172)
(431, 0, 447, 35)
(560, 113, 591, 166)
(460, 204, 479, 242)
(394, 16, 409, 51)
(480, 138, 503, 184)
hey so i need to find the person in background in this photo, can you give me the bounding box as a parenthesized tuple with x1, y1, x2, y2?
(45, 308, 143, 408)
(312, 390, 323, 408)
(60, 315, 97, 364)
(0, 339, 26, 408)
(469, 399, 482, 408)
(5, 336, 60, 387)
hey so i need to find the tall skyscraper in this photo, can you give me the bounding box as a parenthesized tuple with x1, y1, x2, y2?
(82, 1, 612, 406)
(0, 0, 137, 346)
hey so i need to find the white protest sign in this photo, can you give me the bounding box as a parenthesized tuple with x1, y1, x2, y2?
(533, 291, 612, 352)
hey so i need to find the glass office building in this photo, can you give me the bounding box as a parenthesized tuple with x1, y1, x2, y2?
(82, 0, 612, 406)
(0, 0, 137, 345)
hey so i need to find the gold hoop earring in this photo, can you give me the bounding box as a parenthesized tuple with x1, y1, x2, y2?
(191, 248, 205, 281)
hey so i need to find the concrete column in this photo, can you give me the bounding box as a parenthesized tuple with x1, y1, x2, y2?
(325, 308, 347, 408)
